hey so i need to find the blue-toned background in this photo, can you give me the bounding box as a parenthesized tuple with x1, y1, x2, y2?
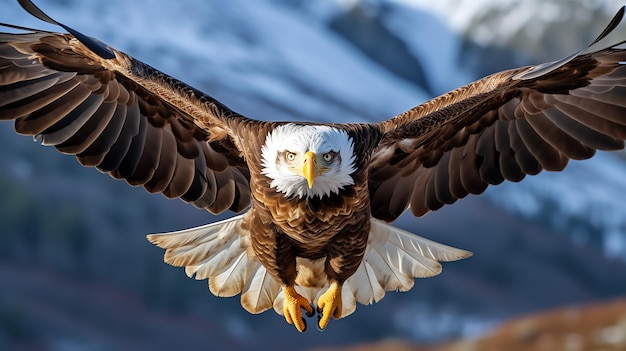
(1, 0, 626, 350)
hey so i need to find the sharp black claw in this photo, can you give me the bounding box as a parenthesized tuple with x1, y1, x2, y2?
(317, 320, 326, 332)
(301, 317, 307, 332)
(306, 305, 315, 317)
(316, 305, 328, 331)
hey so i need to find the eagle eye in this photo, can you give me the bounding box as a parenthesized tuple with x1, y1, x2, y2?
(322, 152, 336, 163)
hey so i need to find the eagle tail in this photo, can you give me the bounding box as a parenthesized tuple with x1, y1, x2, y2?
(147, 216, 471, 319)
(146, 215, 281, 314)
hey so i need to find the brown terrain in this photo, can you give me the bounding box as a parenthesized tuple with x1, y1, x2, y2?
(312, 298, 626, 351)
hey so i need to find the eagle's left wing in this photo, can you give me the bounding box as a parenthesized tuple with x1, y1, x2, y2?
(369, 6, 626, 222)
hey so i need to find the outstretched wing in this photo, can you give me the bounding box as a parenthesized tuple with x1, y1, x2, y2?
(0, 0, 255, 214)
(369, 7, 626, 221)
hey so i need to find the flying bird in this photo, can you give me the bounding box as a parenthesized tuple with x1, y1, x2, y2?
(2, 0, 626, 332)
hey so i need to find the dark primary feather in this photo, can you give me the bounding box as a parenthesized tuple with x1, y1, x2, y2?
(369, 6, 626, 221)
(16, 0, 115, 59)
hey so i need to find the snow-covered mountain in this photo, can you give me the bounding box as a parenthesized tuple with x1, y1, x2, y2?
(390, 0, 625, 54)
(2, 0, 626, 348)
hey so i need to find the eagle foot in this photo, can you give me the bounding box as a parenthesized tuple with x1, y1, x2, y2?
(316, 280, 342, 331)
(283, 286, 314, 332)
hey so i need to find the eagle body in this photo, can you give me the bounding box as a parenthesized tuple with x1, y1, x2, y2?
(247, 124, 378, 280)
(3, 0, 626, 332)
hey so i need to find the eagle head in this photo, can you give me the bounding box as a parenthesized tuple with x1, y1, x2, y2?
(261, 124, 357, 199)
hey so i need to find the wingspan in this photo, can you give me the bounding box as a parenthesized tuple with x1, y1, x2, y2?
(369, 6, 626, 221)
(0, 0, 255, 214)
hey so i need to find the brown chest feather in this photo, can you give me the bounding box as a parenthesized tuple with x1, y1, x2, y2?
(254, 178, 370, 254)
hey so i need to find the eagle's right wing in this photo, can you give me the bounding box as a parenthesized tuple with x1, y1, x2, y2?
(0, 0, 256, 214)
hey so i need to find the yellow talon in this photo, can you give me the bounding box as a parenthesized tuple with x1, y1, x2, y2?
(316, 280, 343, 331)
(282, 286, 314, 332)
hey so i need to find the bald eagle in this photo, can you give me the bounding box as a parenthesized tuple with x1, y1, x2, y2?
(2, 0, 626, 332)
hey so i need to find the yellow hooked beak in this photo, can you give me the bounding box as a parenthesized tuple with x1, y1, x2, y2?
(302, 151, 317, 189)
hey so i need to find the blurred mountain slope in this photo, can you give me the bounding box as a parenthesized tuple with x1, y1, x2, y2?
(1, 0, 626, 350)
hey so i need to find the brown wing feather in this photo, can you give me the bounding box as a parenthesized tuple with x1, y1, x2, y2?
(370, 8, 626, 222)
(0, 26, 254, 214)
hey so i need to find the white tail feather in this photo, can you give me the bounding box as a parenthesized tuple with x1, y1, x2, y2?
(147, 216, 471, 318)
(346, 261, 386, 308)
(209, 248, 257, 297)
(241, 264, 281, 314)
